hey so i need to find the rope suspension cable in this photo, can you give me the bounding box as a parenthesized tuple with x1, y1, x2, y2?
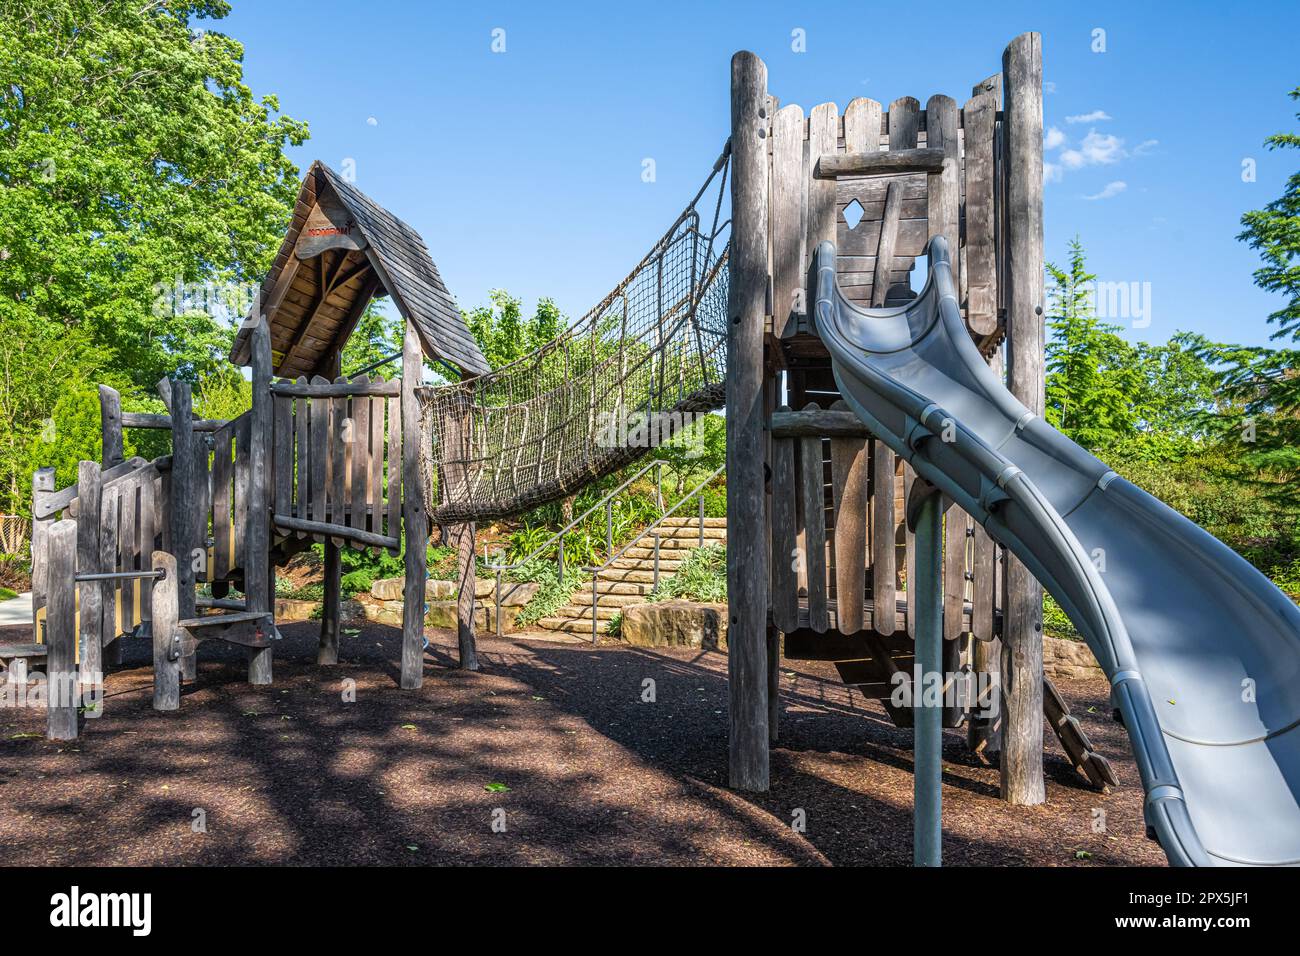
(418, 144, 733, 524)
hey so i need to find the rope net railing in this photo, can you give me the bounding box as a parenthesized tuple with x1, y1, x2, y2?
(418, 147, 731, 524)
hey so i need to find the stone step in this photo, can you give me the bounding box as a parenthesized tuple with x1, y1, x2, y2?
(570, 591, 645, 608)
(536, 617, 607, 635)
(608, 556, 683, 572)
(621, 545, 701, 562)
(594, 567, 661, 584)
(657, 516, 727, 529)
(551, 603, 622, 621)
(591, 580, 656, 596)
(648, 527, 727, 541)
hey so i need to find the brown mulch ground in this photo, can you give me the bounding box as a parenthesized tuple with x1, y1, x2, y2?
(0, 619, 1165, 866)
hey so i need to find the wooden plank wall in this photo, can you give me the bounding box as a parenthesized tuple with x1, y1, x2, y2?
(764, 82, 1006, 653)
(768, 399, 999, 645)
(270, 375, 401, 550)
(765, 90, 1002, 345)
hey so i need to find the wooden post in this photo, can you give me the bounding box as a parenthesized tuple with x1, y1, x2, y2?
(1000, 32, 1046, 806)
(152, 550, 180, 710)
(969, 349, 1004, 759)
(45, 519, 78, 741)
(319, 542, 341, 664)
(726, 50, 770, 791)
(169, 380, 199, 681)
(454, 521, 479, 670)
(318, 351, 342, 665)
(766, 625, 781, 743)
(99, 385, 124, 468)
(75, 461, 103, 690)
(246, 318, 274, 685)
(30, 468, 54, 635)
(400, 319, 428, 689)
(101, 484, 123, 668)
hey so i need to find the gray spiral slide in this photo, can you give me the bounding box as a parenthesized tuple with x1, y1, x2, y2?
(813, 237, 1300, 866)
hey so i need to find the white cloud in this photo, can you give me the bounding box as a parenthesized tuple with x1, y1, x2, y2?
(1133, 138, 1158, 156)
(1044, 81, 1058, 94)
(1083, 181, 1127, 201)
(366, 116, 379, 126)
(1043, 162, 1063, 184)
(1066, 109, 1112, 124)
(1060, 130, 1124, 169)
(1044, 126, 1066, 149)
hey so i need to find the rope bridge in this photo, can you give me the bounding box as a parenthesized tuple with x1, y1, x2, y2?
(418, 147, 732, 523)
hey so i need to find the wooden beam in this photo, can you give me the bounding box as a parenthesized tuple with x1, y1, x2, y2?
(246, 318, 274, 685)
(281, 256, 373, 374)
(814, 147, 945, 180)
(871, 181, 903, 308)
(270, 378, 399, 398)
(272, 514, 398, 551)
(120, 412, 230, 432)
(151, 550, 180, 710)
(99, 386, 124, 468)
(168, 380, 198, 684)
(75, 461, 103, 687)
(45, 519, 79, 741)
(400, 319, 427, 689)
(1000, 30, 1046, 807)
(319, 536, 341, 665)
(726, 50, 770, 792)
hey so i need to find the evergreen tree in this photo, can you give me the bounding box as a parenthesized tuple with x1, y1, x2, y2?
(1044, 238, 1141, 449)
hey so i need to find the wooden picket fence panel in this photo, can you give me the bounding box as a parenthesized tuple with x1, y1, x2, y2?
(270, 373, 401, 552)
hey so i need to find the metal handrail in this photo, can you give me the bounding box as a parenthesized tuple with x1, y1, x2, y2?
(580, 464, 725, 643)
(485, 458, 669, 634)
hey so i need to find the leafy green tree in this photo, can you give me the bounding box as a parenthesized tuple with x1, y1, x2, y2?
(340, 303, 403, 378)
(0, 0, 307, 511)
(464, 291, 565, 370)
(1044, 238, 1142, 448)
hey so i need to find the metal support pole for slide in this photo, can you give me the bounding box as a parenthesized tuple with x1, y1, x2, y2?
(913, 490, 943, 867)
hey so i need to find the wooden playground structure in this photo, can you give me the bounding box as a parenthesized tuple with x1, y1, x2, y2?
(13, 34, 1107, 859)
(721, 34, 1113, 814)
(22, 160, 489, 735)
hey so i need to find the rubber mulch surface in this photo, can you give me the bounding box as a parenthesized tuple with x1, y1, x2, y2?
(0, 620, 1164, 866)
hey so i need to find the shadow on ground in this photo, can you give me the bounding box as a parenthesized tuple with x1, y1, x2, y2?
(0, 620, 1164, 866)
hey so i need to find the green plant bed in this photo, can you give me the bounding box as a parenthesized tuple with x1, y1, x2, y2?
(0, 586, 17, 601)
(648, 543, 727, 603)
(510, 560, 585, 627)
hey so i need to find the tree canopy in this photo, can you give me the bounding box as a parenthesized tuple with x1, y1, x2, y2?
(0, 0, 308, 511)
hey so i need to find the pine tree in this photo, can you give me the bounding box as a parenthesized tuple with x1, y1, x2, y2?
(1044, 238, 1140, 449)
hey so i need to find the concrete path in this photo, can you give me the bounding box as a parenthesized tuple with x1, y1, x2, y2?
(0, 592, 32, 627)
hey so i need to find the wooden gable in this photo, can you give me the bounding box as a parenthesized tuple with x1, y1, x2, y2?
(231, 162, 489, 379)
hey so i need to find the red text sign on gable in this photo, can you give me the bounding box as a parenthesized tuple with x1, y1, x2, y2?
(296, 195, 368, 260)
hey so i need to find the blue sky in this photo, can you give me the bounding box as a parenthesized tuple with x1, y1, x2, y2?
(222, 0, 1299, 348)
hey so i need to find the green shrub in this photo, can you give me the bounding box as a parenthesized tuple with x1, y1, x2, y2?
(510, 559, 585, 627)
(650, 543, 726, 603)
(1043, 593, 1081, 641)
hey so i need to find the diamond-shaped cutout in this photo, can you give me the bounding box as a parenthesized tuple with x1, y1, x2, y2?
(843, 198, 865, 231)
